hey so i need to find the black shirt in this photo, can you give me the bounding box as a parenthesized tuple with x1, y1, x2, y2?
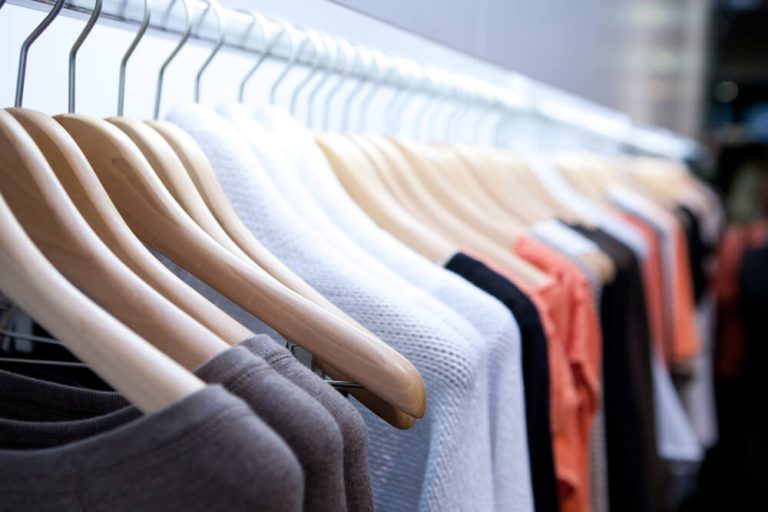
(569, 227, 664, 512)
(677, 206, 714, 305)
(445, 252, 559, 512)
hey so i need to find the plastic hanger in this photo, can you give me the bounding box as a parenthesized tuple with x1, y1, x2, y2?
(54, 2, 425, 423)
(0, 144, 204, 413)
(3, 0, 230, 370)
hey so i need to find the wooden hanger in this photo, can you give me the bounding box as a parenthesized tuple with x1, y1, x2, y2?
(490, 149, 578, 223)
(9, 108, 253, 346)
(146, 120, 380, 331)
(511, 153, 617, 281)
(623, 157, 692, 208)
(56, 113, 426, 422)
(402, 139, 526, 242)
(445, 146, 548, 226)
(73, 0, 422, 427)
(353, 133, 552, 287)
(427, 144, 615, 283)
(138, 8, 424, 429)
(144, 119, 419, 429)
(554, 154, 609, 202)
(315, 131, 457, 264)
(108, 118, 253, 261)
(0, 108, 228, 370)
(0, 176, 204, 413)
(1, 0, 248, 357)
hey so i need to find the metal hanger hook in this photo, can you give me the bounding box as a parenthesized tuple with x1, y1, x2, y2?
(117, 0, 151, 115)
(289, 29, 324, 117)
(154, 0, 193, 119)
(14, 0, 66, 107)
(68, 0, 102, 113)
(269, 21, 308, 105)
(194, 0, 227, 103)
(238, 16, 286, 103)
(341, 44, 372, 132)
(386, 58, 421, 134)
(322, 36, 353, 130)
(414, 69, 445, 143)
(306, 32, 337, 128)
(395, 61, 430, 138)
(357, 49, 390, 131)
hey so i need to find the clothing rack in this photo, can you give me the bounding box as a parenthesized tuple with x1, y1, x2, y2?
(4, 0, 699, 159)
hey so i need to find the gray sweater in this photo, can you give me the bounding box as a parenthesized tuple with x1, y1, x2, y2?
(0, 385, 303, 511)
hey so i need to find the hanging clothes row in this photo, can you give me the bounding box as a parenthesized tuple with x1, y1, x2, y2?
(0, 1, 721, 511)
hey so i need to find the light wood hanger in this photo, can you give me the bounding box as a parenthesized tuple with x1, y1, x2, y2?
(554, 154, 610, 202)
(623, 157, 693, 208)
(391, 141, 527, 250)
(9, 109, 253, 346)
(108, 118, 252, 260)
(56, 113, 426, 422)
(6, 0, 254, 347)
(145, 119, 418, 429)
(139, 16, 366, 326)
(131, 7, 420, 427)
(445, 146, 548, 226)
(146, 120, 368, 327)
(1, 0, 232, 370)
(469, 148, 616, 282)
(353, 133, 552, 287)
(485, 149, 576, 223)
(9, 0, 426, 424)
(0, 176, 204, 414)
(315, 131, 457, 264)
(0, 109, 229, 370)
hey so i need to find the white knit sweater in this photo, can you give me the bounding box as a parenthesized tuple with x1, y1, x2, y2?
(224, 102, 533, 512)
(163, 104, 529, 512)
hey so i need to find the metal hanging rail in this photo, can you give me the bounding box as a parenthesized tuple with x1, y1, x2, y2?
(4, 0, 701, 159)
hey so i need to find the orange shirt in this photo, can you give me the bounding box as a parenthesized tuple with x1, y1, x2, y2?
(670, 227, 700, 364)
(513, 236, 602, 512)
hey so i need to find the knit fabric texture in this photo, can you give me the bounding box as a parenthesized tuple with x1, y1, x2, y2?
(224, 102, 534, 512)
(0, 385, 304, 511)
(162, 104, 511, 512)
(0, 341, 349, 511)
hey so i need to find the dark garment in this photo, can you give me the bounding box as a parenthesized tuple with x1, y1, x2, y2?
(0, 322, 111, 390)
(445, 252, 559, 512)
(570, 227, 663, 512)
(0, 334, 374, 512)
(677, 206, 714, 305)
(0, 385, 304, 511)
(0, 339, 351, 512)
(196, 343, 347, 512)
(241, 336, 374, 512)
(733, 242, 768, 509)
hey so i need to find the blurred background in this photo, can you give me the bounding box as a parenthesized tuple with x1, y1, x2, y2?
(330, 2, 768, 510)
(333, 0, 768, 221)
